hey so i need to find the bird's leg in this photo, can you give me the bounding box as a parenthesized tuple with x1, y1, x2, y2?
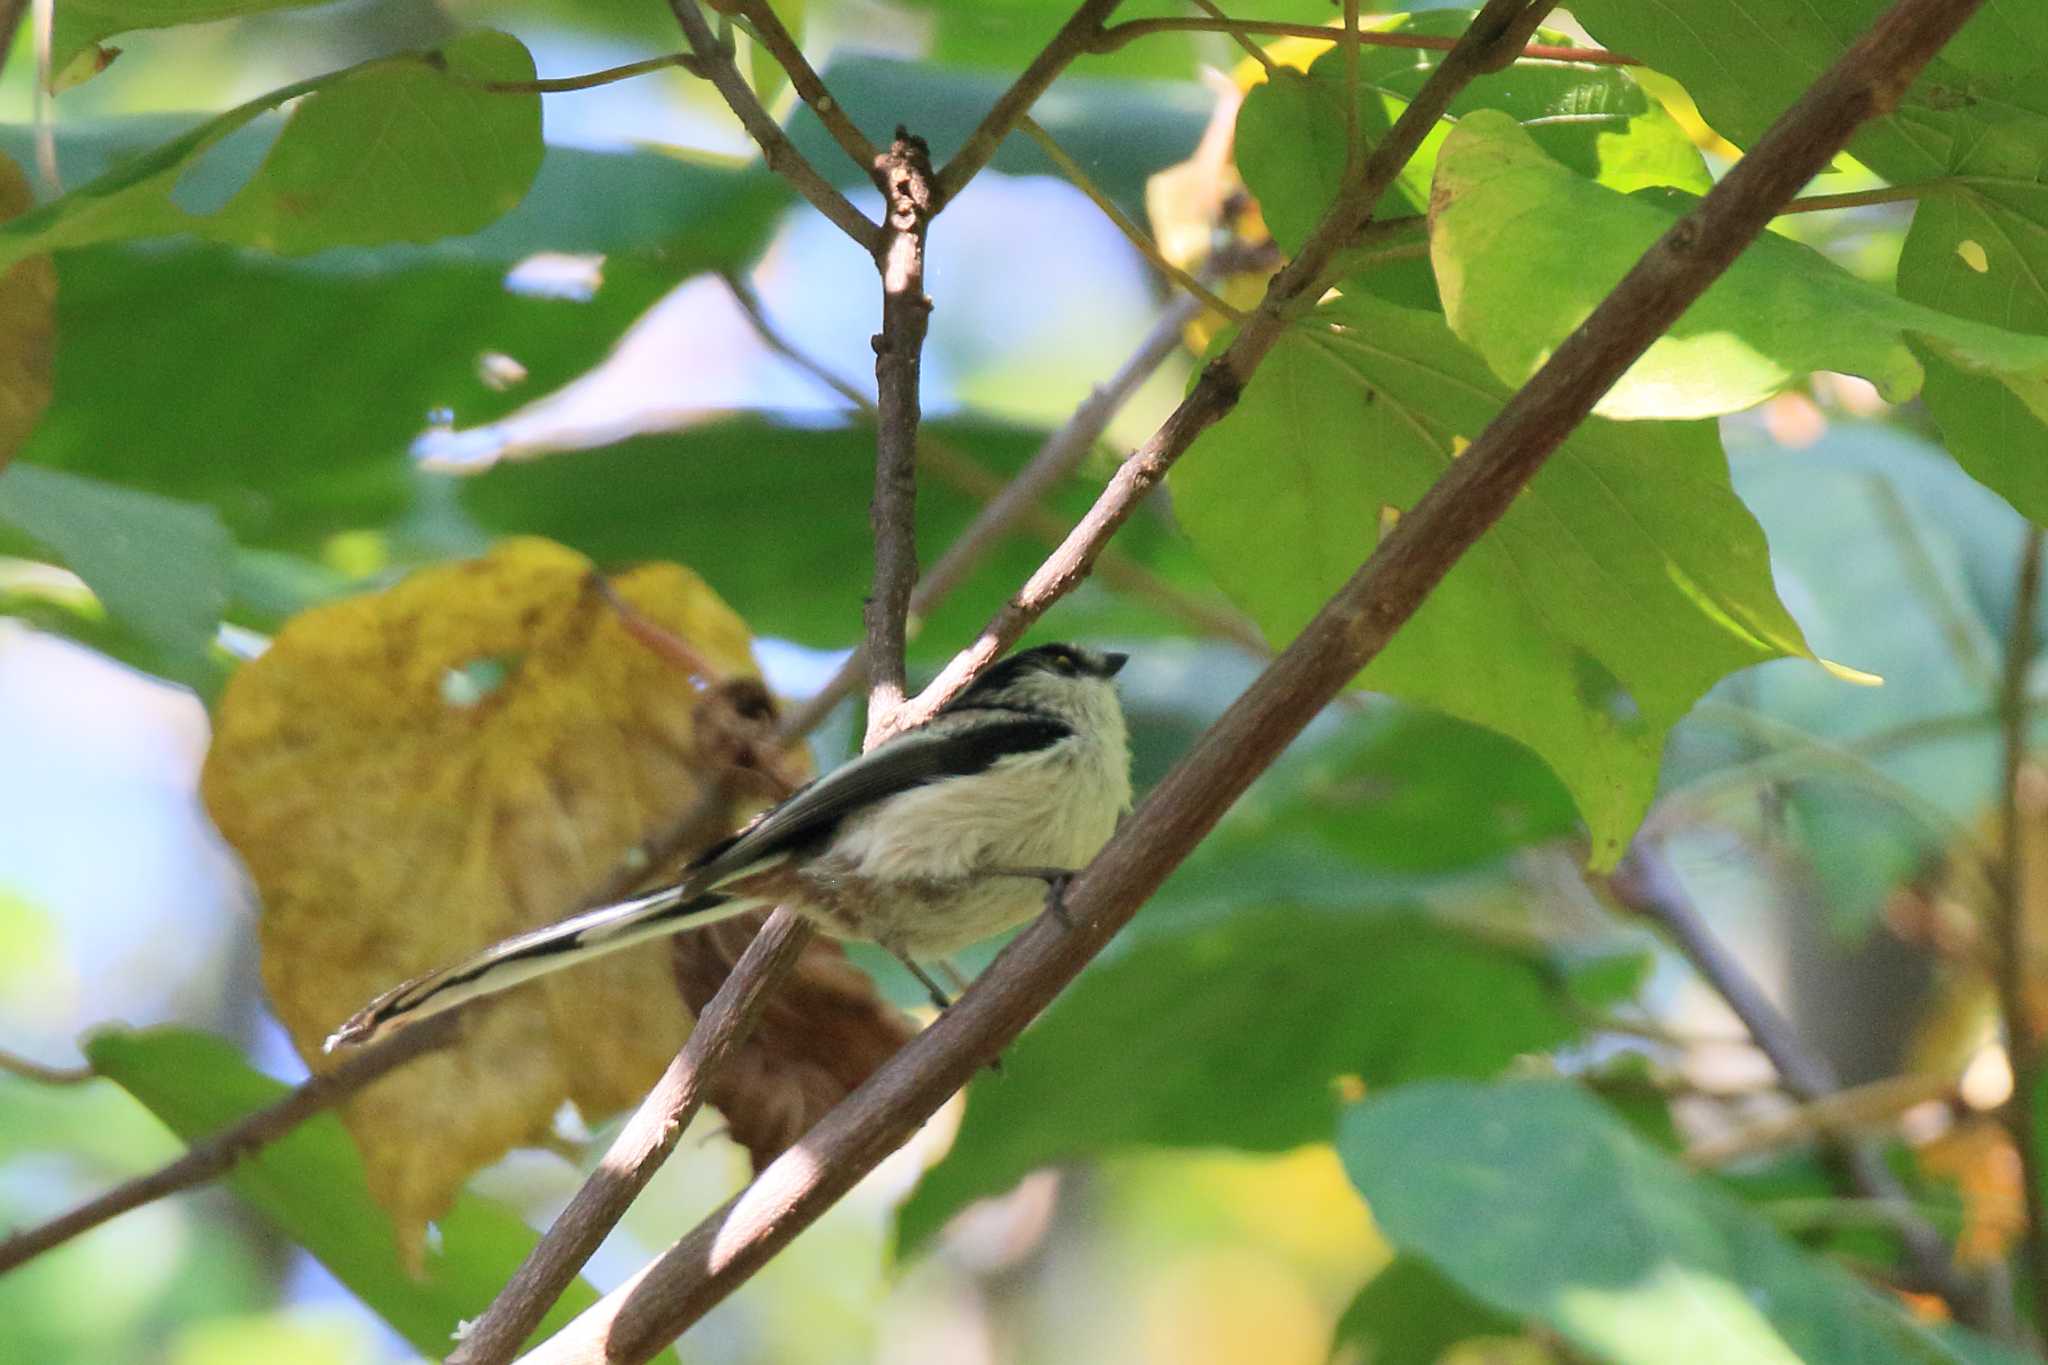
(890, 949, 954, 1013)
(982, 865, 1080, 927)
(890, 950, 1004, 1074)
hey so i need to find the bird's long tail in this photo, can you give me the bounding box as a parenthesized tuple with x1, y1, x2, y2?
(323, 884, 766, 1052)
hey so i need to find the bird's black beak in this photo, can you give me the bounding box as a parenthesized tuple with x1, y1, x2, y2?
(1101, 652, 1129, 677)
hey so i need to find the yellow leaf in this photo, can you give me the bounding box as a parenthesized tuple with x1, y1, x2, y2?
(203, 538, 766, 1265)
(0, 153, 55, 471)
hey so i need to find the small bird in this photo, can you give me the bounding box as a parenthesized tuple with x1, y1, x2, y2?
(326, 642, 1133, 1050)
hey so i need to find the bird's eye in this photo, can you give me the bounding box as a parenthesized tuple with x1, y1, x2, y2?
(1049, 651, 1077, 674)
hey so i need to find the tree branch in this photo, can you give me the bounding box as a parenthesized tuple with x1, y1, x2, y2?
(446, 910, 815, 1365)
(664, 0, 882, 253)
(900, 0, 1549, 727)
(1608, 846, 1995, 1328)
(0, 1015, 458, 1275)
(515, 2, 1985, 1357)
(732, 1, 880, 176)
(1092, 14, 1640, 65)
(1994, 525, 2048, 1333)
(730, 283, 1212, 738)
(862, 129, 935, 741)
(933, 0, 1126, 207)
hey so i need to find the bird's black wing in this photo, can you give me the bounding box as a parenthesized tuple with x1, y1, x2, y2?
(689, 714, 1071, 887)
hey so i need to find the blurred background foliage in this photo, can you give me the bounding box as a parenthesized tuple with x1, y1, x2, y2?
(3, 1, 2048, 1362)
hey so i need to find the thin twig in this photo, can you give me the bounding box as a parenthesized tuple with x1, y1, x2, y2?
(664, 0, 881, 253)
(862, 129, 936, 741)
(446, 910, 815, 1365)
(1993, 526, 2048, 1333)
(1683, 1072, 1958, 1169)
(1608, 846, 1992, 1324)
(1092, 15, 1640, 65)
(1016, 116, 1246, 321)
(731, 1, 880, 176)
(1774, 181, 1938, 214)
(0, 1015, 458, 1275)
(934, 0, 1127, 207)
(479, 53, 706, 94)
(899, 0, 1553, 728)
(514, 1, 1990, 1356)
(0, 1048, 93, 1085)
(1191, 0, 1274, 74)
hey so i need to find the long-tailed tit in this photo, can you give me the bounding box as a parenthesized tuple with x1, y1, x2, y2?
(326, 642, 1132, 1049)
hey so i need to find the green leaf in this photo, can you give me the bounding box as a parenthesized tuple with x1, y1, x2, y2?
(49, 0, 343, 86)
(898, 907, 1579, 1253)
(84, 1027, 676, 1363)
(1339, 1080, 1970, 1365)
(0, 464, 230, 674)
(1171, 292, 1811, 867)
(1893, 113, 2048, 522)
(0, 30, 541, 268)
(1232, 705, 1580, 872)
(1236, 11, 1708, 256)
(15, 136, 785, 556)
(1566, 1, 2046, 183)
(1329, 1255, 1521, 1365)
(1430, 112, 2048, 423)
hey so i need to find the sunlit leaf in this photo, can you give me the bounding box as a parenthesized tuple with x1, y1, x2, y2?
(1236, 10, 1708, 256)
(1172, 292, 1812, 867)
(1340, 1080, 1973, 1365)
(49, 0, 343, 88)
(1428, 113, 2048, 422)
(0, 30, 541, 267)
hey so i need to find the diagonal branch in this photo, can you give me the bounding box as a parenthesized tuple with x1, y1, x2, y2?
(665, 0, 881, 253)
(513, 2, 1985, 1357)
(445, 910, 815, 1365)
(0, 1015, 458, 1275)
(732, 1, 880, 176)
(933, 0, 1127, 207)
(1607, 845, 1993, 1326)
(901, 0, 1550, 727)
(862, 129, 936, 740)
(1993, 526, 2048, 1334)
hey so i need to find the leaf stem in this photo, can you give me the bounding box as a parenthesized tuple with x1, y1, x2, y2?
(1772, 180, 1940, 214)
(0, 1047, 93, 1085)
(1015, 115, 1246, 322)
(479, 53, 706, 94)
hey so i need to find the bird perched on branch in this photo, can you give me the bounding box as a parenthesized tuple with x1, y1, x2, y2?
(327, 642, 1133, 1050)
